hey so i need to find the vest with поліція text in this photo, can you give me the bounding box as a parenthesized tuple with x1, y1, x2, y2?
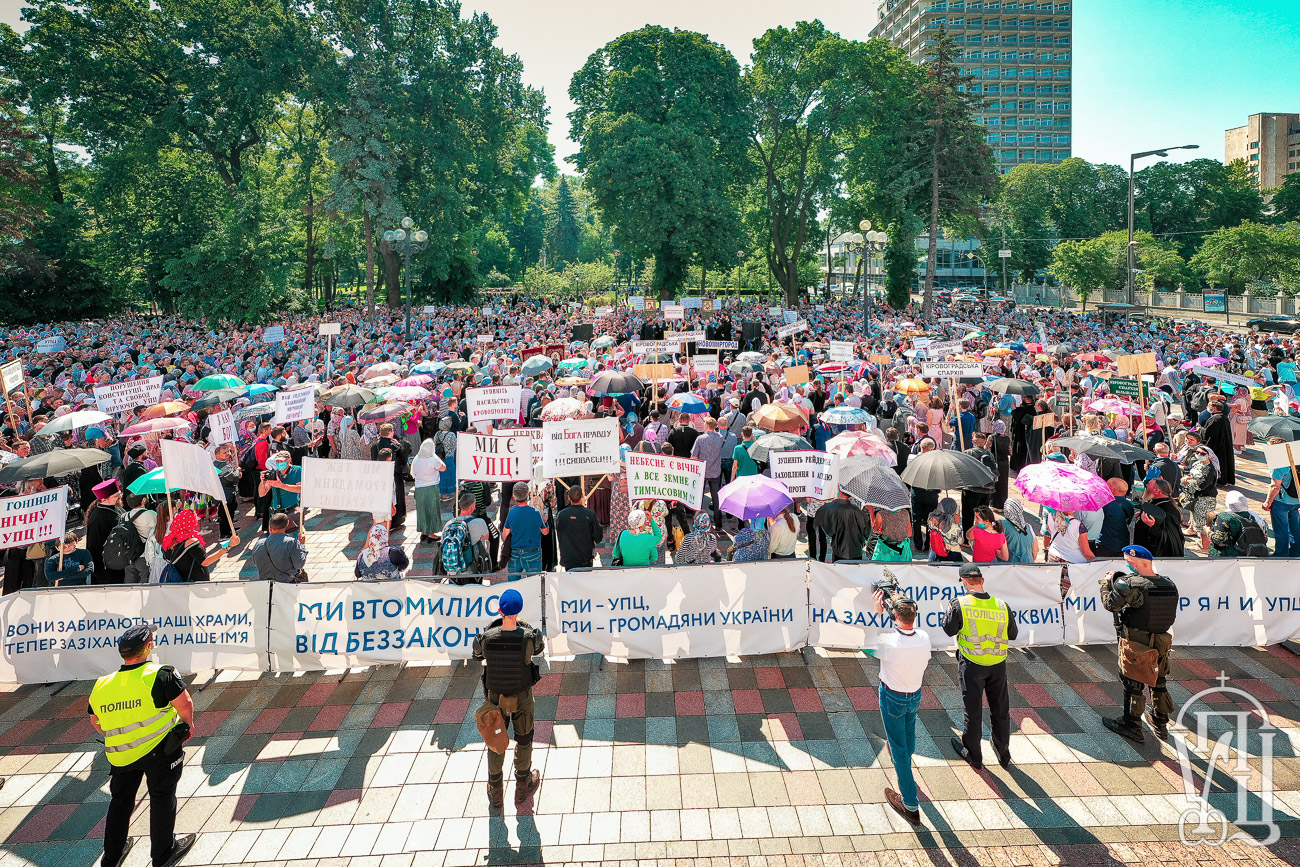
(89, 663, 180, 767)
(956, 595, 1010, 666)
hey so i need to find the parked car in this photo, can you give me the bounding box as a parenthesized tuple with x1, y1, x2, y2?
(1247, 315, 1300, 334)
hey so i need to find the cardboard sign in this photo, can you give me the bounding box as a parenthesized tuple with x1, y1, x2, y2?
(626, 452, 706, 510)
(93, 376, 164, 415)
(208, 409, 237, 446)
(466, 385, 522, 425)
(262, 326, 286, 343)
(160, 439, 227, 503)
(1262, 441, 1300, 471)
(0, 486, 67, 551)
(1115, 352, 1158, 376)
(541, 417, 621, 478)
(273, 387, 316, 424)
(869, 353, 893, 364)
(318, 322, 341, 336)
(1033, 412, 1057, 430)
(2, 360, 23, 394)
(476, 334, 495, 343)
(299, 456, 395, 515)
(769, 450, 839, 499)
(633, 363, 676, 381)
(921, 362, 982, 379)
(829, 341, 854, 362)
(457, 432, 532, 482)
(922, 339, 963, 358)
(784, 365, 811, 385)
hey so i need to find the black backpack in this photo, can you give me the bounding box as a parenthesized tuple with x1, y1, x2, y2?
(239, 438, 264, 472)
(102, 508, 145, 571)
(1236, 518, 1270, 557)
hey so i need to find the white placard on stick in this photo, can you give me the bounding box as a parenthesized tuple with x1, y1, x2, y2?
(318, 322, 341, 336)
(262, 326, 286, 344)
(457, 432, 532, 482)
(777, 320, 810, 339)
(273, 387, 316, 424)
(208, 409, 237, 446)
(829, 341, 854, 362)
(769, 450, 839, 499)
(160, 439, 227, 502)
(0, 486, 67, 551)
(465, 385, 522, 426)
(922, 339, 963, 358)
(1, 360, 23, 395)
(476, 334, 495, 343)
(626, 452, 706, 510)
(299, 456, 395, 515)
(921, 362, 982, 379)
(93, 375, 163, 415)
(1261, 441, 1300, 471)
(542, 417, 621, 478)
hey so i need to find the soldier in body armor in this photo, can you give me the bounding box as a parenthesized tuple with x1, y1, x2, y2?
(471, 588, 544, 808)
(1100, 544, 1179, 743)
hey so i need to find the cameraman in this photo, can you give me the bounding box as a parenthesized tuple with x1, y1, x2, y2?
(258, 450, 302, 534)
(870, 589, 930, 827)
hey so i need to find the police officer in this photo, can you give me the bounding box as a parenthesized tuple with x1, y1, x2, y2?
(472, 588, 543, 808)
(943, 563, 1018, 770)
(88, 625, 196, 867)
(1101, 544, 1178, 743)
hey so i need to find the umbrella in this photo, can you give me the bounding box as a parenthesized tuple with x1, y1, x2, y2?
(558, 357, 590, 371)
(893, 379, 932, 396)
(191, 388, 248, 411)
(729, 360, 765, 375)
(323, 385, 377, 409)
(555, 376, 591, 387)
(839, 459, 910, 511)
(360, 362, 401, 380)
(747, 431, 811, 462)
(1181, 357, 1228, 371)
(717, 475, 793, 520)
(233, 403, 276, 420)
(1248, 416, 1300, 442)
(590, 370, 645, 396)
(986, 378, 1039, 397)
(753, 402, 809, 432)
(898, 450, 995, 490)
(816, 362, 853, 374)
(394, 374, 433, 387)
(642, 353, 676, 364)
(357, 402, 411, 423)
(33, 410, 113, 437)
(121, 417, 192, 437)
(1074, 353, 1111, 364)
(541, 398, 585, 421)
(0, 448, 113, 484)
(246, 383, 279, 396)
(738, 351, 767, 363)
(1015, 463, 1115, 511)
(140, 401, 190, 420)
(412, 360, 446, 376)
(983, 348, 1015, 358)
(1000, 342, 1027, 351)
(1088, 397, 1144, 416)
(819, 405, 871, 426)
(378, 386, 431, 402)
(520, 356, 553, 378)
(127, 467, 182, 497)
(667, 393, 709, 415)
(826, 431, 894, 462)
(193, 373, 245, 391)
(1044, 343, 1072, 356)
(592, 336, 618, 349)
(443, 361, 480, 376)
(1050, 435, 1155, 463)
(363, 373, 399, 387)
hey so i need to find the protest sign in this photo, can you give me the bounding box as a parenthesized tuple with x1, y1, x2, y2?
(273, 386, 316, 424)
(160, 440, 227, 502)
(920, 362, 982, 379)
(1261, 441, 1300, 471)
(629, 296, 645, 310)
(299, 457, 395, 515)
(1033, 412, 1057, 430)
(663, 305, 685, 321)
(476, 334, 495, 343)
(422, 305, 437, 314)
(208, 408, 236, 446)
(1115, 352, 1159, 376)
(665, 330, 705, 343)
(698, 340, 738, 351)
(318, 322, 341, 336)
(783, 365, 810, 385)
(783, 310, 798, 324)
(626, 452, 706, 510)
(34, 336, 64, 353)
(595, 306, 613, 316)
(546, 562, 808, 660)
(937, 317, 955, 323)
(693, 354, 719, 374)
(777, 320, 810, 339)
(273, 577, 542, 669)
(542, 417, 621, 478)
(680, 296, 703, 309)
(1, 360, 22, 394)
(465, 385, 522, 425)
(262, 326, 286, 343)
(1200, 368, 1254, 389)
(829, 341, 854, 362)
(1107, 377, 1151, 400)
(457, 432, 532, 482)
(0, 486, 67, 551)
(495, 427, 543, 467)
(633, 363, 676, 381)
(953, 321, 981, 331)
(921, 339, 962, 358)
(869, 353, 893, 364)
(767, 306, 782, 318)
(769, 451, 838, 499)
(93, 375, 163, 415)
(912, 337, 931, 349)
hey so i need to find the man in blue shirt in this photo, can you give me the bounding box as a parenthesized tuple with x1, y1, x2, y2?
(1265, 442, 1300, 557)
(502, 482, 547, 581)
(258, 450, 303, 533)
(948, 398, 977, 450)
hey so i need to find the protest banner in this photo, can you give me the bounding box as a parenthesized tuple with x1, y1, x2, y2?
(318, 322, 341, 336)
(0, 581, 270, 683)
(457, 432, 532, 482)
(629, 296, 645, 310)
(921, 339, 963, 358)
(270, 576, 542, 670)
(953, 321, 981, 331)
(520, 346, 543, 361)
(920, 362, 982, 379)
(1115, 352, 1159, 376)
(808, 561, 1065, 651)
(542, 417, 621, 478)
(273, 386, 316, 424)
(699, 340, 739, 351)
(681, 296, 703, 309)
(0, 486, 67, 551)
(34, 336, 64, 353)
(476, 334, 495, 343)
(1199, 368, 1254, 389)
(783, 310, 798, 324)
(665, 330, 705, 344)
(783, 365, 810, 385)
(208, 408, 236, 446)
(693, 354, 719, 374)
(663, 305, 685, 321)
(546, 562, 808, 660)
(631, 340, 674, 355)
(299, 457, 395, 515)
(1108, 377, 1151, 400)
(1, 360, 22, 394)
(160, 440, 227, 502)
(93, 375, 163, 415)
(829, 341, 854, 362)
(777, 320, 810, 339)
(262, 326, 286, 343)
(465, 385, 522, 426)
(769, 451, 838, 499)
(767, 306, 782, 318)
(626, 452, 705, 509)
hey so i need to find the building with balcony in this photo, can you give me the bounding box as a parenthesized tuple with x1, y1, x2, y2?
(1224, 112, 1300, 190)
(870, 0, 1073, 174)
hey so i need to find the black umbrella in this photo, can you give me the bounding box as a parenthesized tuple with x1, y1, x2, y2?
(0, 448, 112, 485)
(839, 459, 910, 511)
(1044, 343, 1072, 356)
(898, 449, 995, 490)
(1050, 435, 1155, 464)
(192, 387, 248, 410)
(747, 431, 811, 462)
(324, 385, 377, 409)
(1248, 416, 1300, 442)
(590, 370, 646, 396)
(987, 378, 1040, 397)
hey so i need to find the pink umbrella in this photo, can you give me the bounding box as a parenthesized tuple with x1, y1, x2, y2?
(826, 431, 895, 461)
(121, 417, 192, 437)
(1180, 357, 1227, 371)
(394, 374, 434, 387)
(1015, 463, 1115, 511)
(1088, 398, 1143, 416)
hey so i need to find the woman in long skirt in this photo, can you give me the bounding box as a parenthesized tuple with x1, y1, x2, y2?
(412, 440, 446, 543)
(435, 417, 457, 501)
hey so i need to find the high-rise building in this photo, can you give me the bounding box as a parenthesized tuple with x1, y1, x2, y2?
(1224, 113, 1300, 189)
(870, 0, 1073, 174)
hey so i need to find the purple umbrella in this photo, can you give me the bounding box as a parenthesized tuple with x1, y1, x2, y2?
(1180, 357, 1227, 371)
(718, 475, 794, 520)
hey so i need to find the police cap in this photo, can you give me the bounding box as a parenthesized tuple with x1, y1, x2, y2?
(958, 564, 983, 580)
(118, 624, 153, 656)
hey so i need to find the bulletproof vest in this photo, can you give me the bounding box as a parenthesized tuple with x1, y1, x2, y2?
(1121, 573, 1179, 634)
(483, 627, 532, 696)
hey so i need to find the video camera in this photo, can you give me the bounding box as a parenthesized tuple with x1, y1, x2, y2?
(872, 567, 915, 622)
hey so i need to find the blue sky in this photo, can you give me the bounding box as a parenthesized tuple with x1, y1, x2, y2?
(4, 0, 1298, 171)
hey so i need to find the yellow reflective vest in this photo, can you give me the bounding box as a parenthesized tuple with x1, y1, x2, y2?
(956, 594, 1010, 666)
(90, 663, 180, 767)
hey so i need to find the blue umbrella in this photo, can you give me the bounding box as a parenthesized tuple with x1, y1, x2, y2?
(820, 405, 870, 425)
(999, 342, 1027, 352)
(667, 393, 708, 414)
(413, 360, 446, 375)
(247, 383, 279, 396)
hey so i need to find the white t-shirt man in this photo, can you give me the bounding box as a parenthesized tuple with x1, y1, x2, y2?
(875, 626, 932, 694)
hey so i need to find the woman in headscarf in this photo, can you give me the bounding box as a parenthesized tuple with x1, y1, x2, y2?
(435, 416, 458, 501)
(411, 438, 446, 543)
(990, 419, 1012, 509)
(160, 508, 230, 582)
(1000, 499, 1038, 563)
(354, 523, 410, 579)
(927, 498, 965, 563)
(729, 525, 771, 562)
(675, 512, 721, 565)
(1228, 386, 1252, 455)
(339, 415, 366, 461)
(1180, 445, 1219, 552)
(611, 509, 661, 567)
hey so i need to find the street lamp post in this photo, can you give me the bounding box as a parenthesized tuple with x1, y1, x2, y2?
(855, 221, 888, 338)
(1128, 144, 1198, 307)
(383, 217, 429, 344)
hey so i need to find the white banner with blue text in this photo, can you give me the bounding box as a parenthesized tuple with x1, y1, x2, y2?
(269, 576, 544, 670)
(546, 562, 808, 660)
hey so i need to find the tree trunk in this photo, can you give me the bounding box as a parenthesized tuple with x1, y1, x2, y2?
(303, 175, 315, 302)
(41, 131, 63, 205)
(922, 146, 940, 319)
(364, 212, 375, 319)
(823, 223, 832, 301)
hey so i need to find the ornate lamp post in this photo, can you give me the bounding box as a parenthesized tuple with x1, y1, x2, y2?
(383, 217, 429, 343)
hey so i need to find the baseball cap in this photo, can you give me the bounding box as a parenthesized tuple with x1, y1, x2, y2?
(118, 624, 154, 656)
(499, 588, 524, 616)
(958, 563, 983, 580)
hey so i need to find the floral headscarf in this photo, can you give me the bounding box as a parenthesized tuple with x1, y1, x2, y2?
(676, 512, 719, 566)
(731, 526, 770, 562)
(360, 523, 389, 567)
(162, 508, 203, 552)
(1002, 498, 1028, 534)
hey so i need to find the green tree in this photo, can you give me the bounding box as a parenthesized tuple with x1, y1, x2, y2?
(1270, 173, 1300, 224)
(1136, 158, 1264, 256)
(1048, 237, 1118, 311)
(884, 217, 919, 309)
(1190, 222, 1300, 294)
(547, 175, 581, 269)
(0, 97, 43, 240)
(569, 26, 749, 300)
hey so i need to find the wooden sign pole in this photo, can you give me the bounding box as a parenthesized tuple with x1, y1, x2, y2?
(1288, 445, 1300, 510)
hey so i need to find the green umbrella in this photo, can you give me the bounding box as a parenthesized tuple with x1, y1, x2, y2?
(127, 467, 183, 497)
(194, 373, 246, 391)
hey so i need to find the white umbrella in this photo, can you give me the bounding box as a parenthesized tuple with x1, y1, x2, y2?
(34, 409, 112, 437)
